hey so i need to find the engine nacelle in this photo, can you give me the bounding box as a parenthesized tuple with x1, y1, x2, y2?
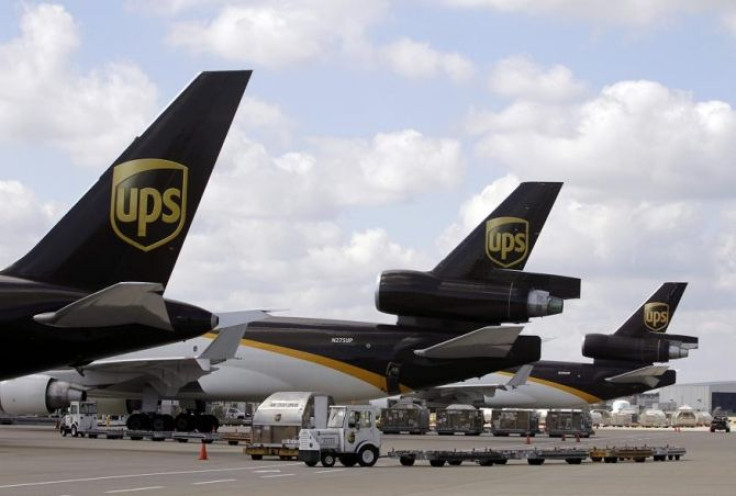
(0, 375, 86, 416)
(582, 334, 688, 363)
(375, 270, 564, 324)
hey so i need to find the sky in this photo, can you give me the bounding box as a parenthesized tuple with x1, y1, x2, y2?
(0, 0, 735, 384)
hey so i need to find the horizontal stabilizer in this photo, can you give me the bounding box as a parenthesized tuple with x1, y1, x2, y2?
(33, 282, 172, 330)
(414, 326, 523, 359)
(503, 364, 533, 389)
(200, 310, 268, 362)
(605, 365, 670, 388)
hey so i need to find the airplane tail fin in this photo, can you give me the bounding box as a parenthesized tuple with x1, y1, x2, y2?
(2, 71, 251, 291)
(433, 182, 562, 279)
(613, 282, 687, 337)
(584, 282, 697, 364)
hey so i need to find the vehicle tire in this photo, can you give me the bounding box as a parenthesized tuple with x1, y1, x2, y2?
(304, 461, 318, 467)
(479, 459, 494, 467)
(71, 425, 78, 438)
(495, 459, 508, 465)
(339, 455, 358, 467)
(152, 415, 167, 432)
(448, 460, 462, 466)
(175, 414, 195, 432)
(710, 427, 715, 433)
(399, 456, 415, 467)
(675, 455, 680, 460)
(60, 428, 67, 437)
(358, 445, 379, 467)
(566, 458, 582, 465)
(228, 441, 239, 446)
(89, 434, 98, 439)
(591, 456, 602, 462)
(176, 438, 189, 443)
(429, 460, 446, 467)
(634, 457, 645, 463)
(321, 452, 336, 467)
(527, 459, 545, 466)
(127, 413, 148, 431)
(251, 454, 263, 461)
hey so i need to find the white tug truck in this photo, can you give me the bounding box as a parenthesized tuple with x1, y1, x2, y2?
(59, 401, 98, 437)
(299, 405, 381, 467)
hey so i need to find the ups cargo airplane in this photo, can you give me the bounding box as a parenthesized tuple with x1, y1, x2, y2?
(0, 71, 251, 381)
(413, 282, 697, 408)
(0, 183, 580, 430)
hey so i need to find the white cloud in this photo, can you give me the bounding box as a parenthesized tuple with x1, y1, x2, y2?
(380, 38, 475, 83)
(471, 79, 736, 201)
(167, 0, 388, 68)
(199, 127, 464, 220)
(488, 55, 587, 102)
(439, 0, 735, 26)
(0, 4, 157, 168)
(0, 180, 56, 267)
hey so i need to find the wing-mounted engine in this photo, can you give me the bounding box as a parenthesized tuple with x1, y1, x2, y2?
(375, 269, 580, 326)
(0, 375, 86, 415)
(582, 333, 698, 363)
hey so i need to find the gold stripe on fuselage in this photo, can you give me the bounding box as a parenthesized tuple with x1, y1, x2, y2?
(203, 332, 410, 394)
(497, 371, 602, 404)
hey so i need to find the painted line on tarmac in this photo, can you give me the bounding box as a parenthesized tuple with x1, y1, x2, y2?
(0, 465, 284, 490)
(105, 487, 164, 494)
(191, 479, 237, 485)
(314, 469, 345, 474)
(261, 474, 295, 479)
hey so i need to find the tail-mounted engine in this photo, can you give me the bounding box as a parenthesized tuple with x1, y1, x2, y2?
(375, 269, 579, 325)
(582, 334, 697, 363)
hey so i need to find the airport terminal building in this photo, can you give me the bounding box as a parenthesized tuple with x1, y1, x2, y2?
(656, 382, 736, 414)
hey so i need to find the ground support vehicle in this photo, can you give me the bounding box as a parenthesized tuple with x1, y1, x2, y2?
(379, 402, 430, 434)
(710, 416, 730, 432)
(435, 405, 484, 436)
(246, 392, 333, 460)
(59, 401, 98, 438)
(589, 446, 685, 463)
(490, 409, 541, 437)
(387, 447, 589, 467)
(299, 405, 381, 467)
(60, 426, 221, 443)
(545, 409, 594, 438)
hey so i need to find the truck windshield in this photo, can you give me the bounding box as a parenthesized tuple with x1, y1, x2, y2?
(327, 407, 346, 428)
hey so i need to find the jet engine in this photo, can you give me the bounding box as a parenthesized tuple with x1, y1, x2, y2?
(375, 270, 571, 325)
(582, 334, 690, 363)
(0, 375, 86, 416)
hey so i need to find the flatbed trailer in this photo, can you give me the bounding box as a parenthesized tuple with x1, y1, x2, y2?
(589, 445, 686, 463)
(67, 427, 221, 443)
(387, 447, 589, 467)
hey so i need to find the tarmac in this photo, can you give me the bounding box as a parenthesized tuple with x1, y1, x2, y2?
(0, 425, 733, 496)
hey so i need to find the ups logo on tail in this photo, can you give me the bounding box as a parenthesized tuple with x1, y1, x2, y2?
(644, 302, 669, 332)
(485, 217, 529, 268)
(110, 159, 188, 252)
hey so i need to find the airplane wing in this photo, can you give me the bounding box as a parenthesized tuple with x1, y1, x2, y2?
(49, 322, 253, 397)
(33, 282, 173, 330)
(411, 365, 533, 407)
(604, 365, 670, 388)
(413, 326, 523, 359)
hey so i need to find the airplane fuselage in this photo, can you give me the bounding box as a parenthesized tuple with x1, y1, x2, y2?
(445, 361, 677, 408)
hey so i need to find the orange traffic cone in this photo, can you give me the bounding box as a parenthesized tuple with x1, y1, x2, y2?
(199, 442, 209, 461)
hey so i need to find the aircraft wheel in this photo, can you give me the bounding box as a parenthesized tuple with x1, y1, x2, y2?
(358, 445, 379, 467)
(339, 455, 358, 467)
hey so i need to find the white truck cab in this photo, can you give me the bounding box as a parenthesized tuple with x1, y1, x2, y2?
(59, 401, 98, 437)
(299, 405, 381, 467)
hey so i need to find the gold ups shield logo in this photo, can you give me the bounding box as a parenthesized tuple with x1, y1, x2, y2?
(110, 159, 188, 252)
(644, 302, 669, 332)
(485, 217, 529, 268)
